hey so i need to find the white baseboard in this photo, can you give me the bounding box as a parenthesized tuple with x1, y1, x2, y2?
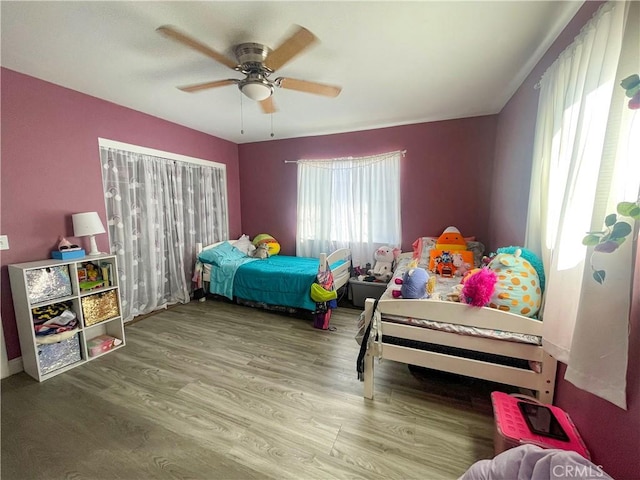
(1, 357, 24, 379)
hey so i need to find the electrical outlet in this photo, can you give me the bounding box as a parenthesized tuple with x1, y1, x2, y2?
(0, 235, 9, 250)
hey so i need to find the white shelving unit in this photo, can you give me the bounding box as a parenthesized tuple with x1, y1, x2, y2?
(8, 254, 125, 381)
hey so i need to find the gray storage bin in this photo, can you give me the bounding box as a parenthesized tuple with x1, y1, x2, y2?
(349, 278, 388, 307)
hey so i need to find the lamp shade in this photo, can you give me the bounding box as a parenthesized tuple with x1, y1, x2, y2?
(72, 212, 106, 237)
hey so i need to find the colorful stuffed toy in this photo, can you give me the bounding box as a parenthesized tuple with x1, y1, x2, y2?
(496, 246, 545, 293)
(368, 246, 401, 282)
(392, 267, 430, 299)
(429, 226, 474, 276)
(486, 249, 542, 317)
(252, 234, 280, 256)
(461, 268, 497, 306)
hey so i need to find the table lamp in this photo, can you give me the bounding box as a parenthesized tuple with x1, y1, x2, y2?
(72, 212, 106, 256)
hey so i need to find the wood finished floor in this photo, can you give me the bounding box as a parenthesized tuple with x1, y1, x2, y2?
(2, 299, 503, 480)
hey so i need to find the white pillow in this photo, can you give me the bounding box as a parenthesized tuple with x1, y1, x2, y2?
(234, 234, 256, 255)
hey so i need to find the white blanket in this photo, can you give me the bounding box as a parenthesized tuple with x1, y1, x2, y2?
(459, 444, 612, 480)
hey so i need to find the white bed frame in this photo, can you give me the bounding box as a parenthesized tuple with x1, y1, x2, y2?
(362, 296, 558, 404)
(195, 241, 351, 301)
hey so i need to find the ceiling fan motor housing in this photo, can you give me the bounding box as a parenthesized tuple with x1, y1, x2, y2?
(234, 43, 272, 73)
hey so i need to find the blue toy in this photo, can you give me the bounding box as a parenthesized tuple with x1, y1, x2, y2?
(392, 268, 429, 299)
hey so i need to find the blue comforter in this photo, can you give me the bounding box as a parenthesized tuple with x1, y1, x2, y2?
(198, 242, 320, 311)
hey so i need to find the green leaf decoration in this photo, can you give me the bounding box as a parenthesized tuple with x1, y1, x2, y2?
(582, 234, 602, 246)
(604, 213, 617, 227)
(593, 270, 606, 284)
(620, 74, 640, 90)
(617, 201, 640, 220)
(625, 83, 640, 98)
(610, 221, 632, 239)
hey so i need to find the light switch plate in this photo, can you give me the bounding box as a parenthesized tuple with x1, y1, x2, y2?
(0, 235, 9, 250)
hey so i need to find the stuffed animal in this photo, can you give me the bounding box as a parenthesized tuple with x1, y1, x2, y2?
(486, 249, 542, 317)
(252, 233, 280, 256)
(251, 243, 270, 259)
(452, 252, 472, 277)
(461, 268, 498, 306)
(368, 246, 401, 282)
(392, 267, 430, 299)
(429, 226, 474, 275)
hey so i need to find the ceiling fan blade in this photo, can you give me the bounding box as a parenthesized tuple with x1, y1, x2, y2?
(277, 77, 341, 97)
(157, 25, 238, 70)
(259, 96, 277, 114)
(264, 25, 317, 71)
(178, 79, 238, 93)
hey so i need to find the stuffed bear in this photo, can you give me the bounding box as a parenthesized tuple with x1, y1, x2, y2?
(368, 246, 401, 282)
(392, 267, 430, 299)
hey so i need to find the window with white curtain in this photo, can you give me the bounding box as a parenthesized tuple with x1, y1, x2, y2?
(525, 1, 638, 409)
(296, 151, 402, 267)
(99, 139, 229, 322)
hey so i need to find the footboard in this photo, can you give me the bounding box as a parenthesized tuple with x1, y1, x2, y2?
(326, 248, 352, 291)
(362, 297, 557, 404)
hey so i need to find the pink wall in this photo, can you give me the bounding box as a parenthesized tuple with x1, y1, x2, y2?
(1, 68, 241, 361)
(490, 2, 640, 478)
(238, 116, 498, 258)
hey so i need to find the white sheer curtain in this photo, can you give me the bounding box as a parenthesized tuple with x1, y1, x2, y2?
(526, 1, 638, 409)
(296, 151, 402, 267)
(100, 145, 228, 322)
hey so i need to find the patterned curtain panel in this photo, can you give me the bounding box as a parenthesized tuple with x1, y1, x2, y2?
(100, 147, 228, 322)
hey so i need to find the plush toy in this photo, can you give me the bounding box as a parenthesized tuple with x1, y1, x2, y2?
(252, 234, 280, 256)
(452, 252, 472, 277)
(429, 226, 474, 275)
(486, 249, 542, 317)
(496, 246, 545, 293)
(368, 246, 401, 282)
(461, 268, 498, 306)
(392, 267, 429, 299)
(251, 243, 270, 259)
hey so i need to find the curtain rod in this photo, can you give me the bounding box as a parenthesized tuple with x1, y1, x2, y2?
(284, 149, 406, 164)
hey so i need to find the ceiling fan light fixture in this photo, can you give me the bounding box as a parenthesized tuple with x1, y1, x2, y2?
(240, 81, 273, 101)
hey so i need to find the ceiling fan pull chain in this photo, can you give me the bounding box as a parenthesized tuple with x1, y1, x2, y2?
(240, 92, 244, 135)
(270, 113, 275, 138)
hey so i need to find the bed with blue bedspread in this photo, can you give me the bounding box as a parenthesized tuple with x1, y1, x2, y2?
(196, 240, 351, 312)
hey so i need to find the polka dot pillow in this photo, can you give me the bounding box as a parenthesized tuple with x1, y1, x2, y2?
(487, 250, 542, 318)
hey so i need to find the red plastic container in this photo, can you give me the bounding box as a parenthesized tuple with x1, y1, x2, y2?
(491, 391, 590, 460)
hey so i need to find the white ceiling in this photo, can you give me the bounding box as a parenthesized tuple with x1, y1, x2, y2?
(1, 1, 583, 144)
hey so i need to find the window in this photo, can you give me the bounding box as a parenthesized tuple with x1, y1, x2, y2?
(296, 151, 402, 267)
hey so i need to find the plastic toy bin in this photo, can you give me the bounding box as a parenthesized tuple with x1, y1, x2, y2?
(348, 278, 387, 307)
(491, 391, 590, 459)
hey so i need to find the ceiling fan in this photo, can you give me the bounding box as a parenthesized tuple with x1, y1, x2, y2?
(157, 25, 342, 114)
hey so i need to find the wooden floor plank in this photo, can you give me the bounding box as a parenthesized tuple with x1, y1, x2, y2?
(2, 299, 500, 479)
